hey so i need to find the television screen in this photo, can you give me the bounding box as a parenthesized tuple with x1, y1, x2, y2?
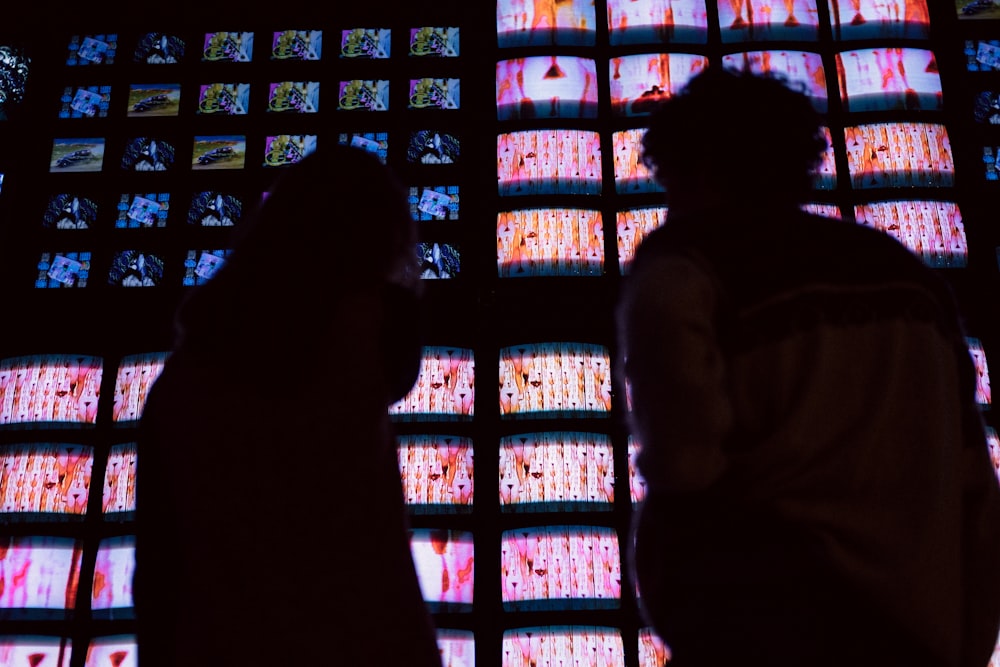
(43, 194, 98, 230)
(58, 85, 111, 119)
(202, 32, 254, 62)
(188, 191, 243, 227)
(267, 81, 319, 113)
(836, 47, 941, 112)
(854, 200, 967, 268)
(103, 442, 137, 517)
(36, 252, 91, 289)
(121, 137, 175, 172)
(338, 79, 389, 111)
(192, 135, 246, 170)
(0, 637, 72, 665)
(974, 91, 1000, 124)
(0, 355, 102, 429)
(612, 128, 664, 194)
(133, 33, 185, 64)
(66, 34, 117, 66)
(966, 40, 1000, 72)
(107, 250, 165, 288)
(410, 528, 475, 612)
(803, 202, 843, 219)
(607, 0, 709, 45)
(718, 0, 820, 41)
(115, 193, 170, 229)
(418, 242, 461, 279)
(0, 44, 31, 121)
(339, 132, 389, 163)
(91, 536, 134, 619)
(111, 352, 168, 424)
(183, 249, 231, 286)
(389, 347, 475, 422)
(496, 57, 597, 120)
(49, 138, 104, 173)
(270, 30, 322, 60)
(498, 130, 602, 196)
(501, 626, 625, 666)
(197, 83, 250, 115)
(410, 27, 460, 57)
(721, 51, 828, 111)
(409, 185, 460, 221)
(0, 536, 81, 620)
(397, 434, 474, 512)
(814, 127, 837, 190)
(84, 636, 136, 667)
(828, 0, 929, 39)
(628, 437, 648, 504)
(616, 206, 667, 271)
(844, 122, 953, 188)
(983, 146, 1000, 181)
(340, 28, 391, 58)
(437, 630, 474, 667)
(498, 432, 614, 511)
(968, 338, 992, 408)
(0, 444, 93, 519)
(410, 78, 461, 110)
(497, 0, 598, 47)
(501, 526, 621, 610)
(126, 84, 180, 117)
(496, 208, 605, 277)
(638, 627, 671, 666)
(609, 53, 709, 116)
(408, 130, 459, 164)
(498, 342, 612, 419)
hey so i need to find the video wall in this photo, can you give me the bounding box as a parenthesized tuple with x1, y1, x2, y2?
(0, 2, 998, 666)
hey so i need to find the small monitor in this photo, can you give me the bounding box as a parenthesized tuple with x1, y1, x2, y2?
(49, 138, 105, 173)
(36, 252, 91, 289)
(339, 132, 389, 163)
(126, 84, 180, 117)
(103, 442, 137, 518)
(133, 33, 185, 64)
(409, 186, 460, 221)
(498, 130, 602, 196)
(262, 135, 317, 167)
(107, 251, 165, 288)
(410, 528, 475, 612)
(192, 135, 246, 170)
(836, 48, 942, 112)
(183, 249, 231, 286)
(410, 78, 460, 110)
(499, 432, 614, 512)
(497, 208, 604, 277)
(0, 444, 93, 520)
(115, 193, 170, 229)
(42, 195, 98, 230)
(408, 130, 458, 165)
(828, 0, 929, 39)
(91, 536, 135, 620)
(202, 32, 254, 62)
(854, 200, 966, 268)
(58, 85, 111, 119)
(66, 34, 117, 66)
(121, 137, 175, 172)
(409, 27, 459, 57)
(498, 342, 612, 419)
(0, 536, 82, 620)
(267, 81, 319, 113)
(608, 53, 709, 116)
(417, 242, 461, 280)
(197, 83, 250, 115)
(966, 40, 1000, 72)
(0, 355, 102, 429)
(188, 192, 243, 227)
(397, 434, 474, 512)
(844, 122, 953, 188)
(607, 0, 709, 45)
(340, 28, 391, 58)
(719, 0, 820, 42)
(501, 626, 624, 666)
(270, 30, 322, 60)
(389, 347, 475, 422)
(497, 0, 598, 47)
(338, 80, 389, 111)
(497, 57, 597, 120)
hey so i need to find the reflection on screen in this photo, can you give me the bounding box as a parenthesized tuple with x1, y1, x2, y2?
(497, 208, 604, 277)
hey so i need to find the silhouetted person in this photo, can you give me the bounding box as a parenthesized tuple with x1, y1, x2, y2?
(135, 146, 442, 666)
(616, 67, 1000, 667)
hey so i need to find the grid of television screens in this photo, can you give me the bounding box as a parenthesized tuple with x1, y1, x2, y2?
(1, 2, 999, 666)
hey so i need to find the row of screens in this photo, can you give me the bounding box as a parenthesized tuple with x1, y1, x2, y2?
(0, 338, 992, 429)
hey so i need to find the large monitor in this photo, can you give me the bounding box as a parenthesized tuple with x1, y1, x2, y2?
(497, 208, 604, 277)
(397, 434, 474, 512)
(410, 528, 475, 612)
(497, 57, 598, 120)
(498, 342, 612, 419)
(389, 347, 475, 422)
(0, 355, 102, 428)
(499, 432, 614, 511)
(0, 444, 93, 520)
(498, 130, 603, 196)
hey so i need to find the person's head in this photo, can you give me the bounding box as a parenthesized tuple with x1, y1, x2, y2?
(641, 66, 828, 213)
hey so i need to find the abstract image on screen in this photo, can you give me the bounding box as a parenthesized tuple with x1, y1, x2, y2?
(497, 208, 604, 277)
(418, 242, 460, 279)
(192, 135, 246, 170)
(497, 0, 598, 47)
(91, 536, 135, 617)
(112, 352, 168, 424)
(409, 186, 460, 221)
(499, 342, 612, 419)
(121, 138, 174, 172)
(271, 30, 322, 60)
(617, 206, 667, 271)
(389, 347, 475, 421)
(410, 78, 460, 110)
(397, 434, 474, 511)
(339, 79, 389, 110)
(501, 526, 621, 610)
(126, 84, 180, 116)
(609, 53, 708, 116)
(85, 636, 136, 667)
(410, 27, 460, 57)
(59, 85, 111, 119)
(638, 627, 671, 666)
(718, 0, 820, 41)
(844, 123, 953, 188)
(496, 57, 597, 120)
(967, 338, 993, 408)
(66, 34, 116, 66)
(836, 48, 941, 112)
(134, 33, 185, 64)
(267, 81, 319, 113)
(408, 130, 458, 164)
(607, 0, 709, 45)
(198, 82, 250, 115)
(410, 528, 474, 611)
(984, 147, 1000, 181)
(36, 251, 91, 289)
(0, 536, 81, 619)
(202, 32, 254, 62)
(107, 250, 164, 288)
(103, 442, 137, 516)
(184, 249, 231, 286)
(43, 194, 98, 230)
(188, 192, 243, 227)
(612, 129, 663, 194)
(498, 130, 602, 196)
(116, 193, 169, 229)
(0, 637, 73, 666)
(340, 132, 389, 163)
(854, 200, 967, 268)
(499, 433, 614, 511)
(501, 626, 624, 667)
(828, 0, 929, 39)
(340, 28, 391, 58)
(966, 40, 1000, 72)
(50, 138, 105, 173)
(0, 444, 93, 518)
(721, 51, 827, 111)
